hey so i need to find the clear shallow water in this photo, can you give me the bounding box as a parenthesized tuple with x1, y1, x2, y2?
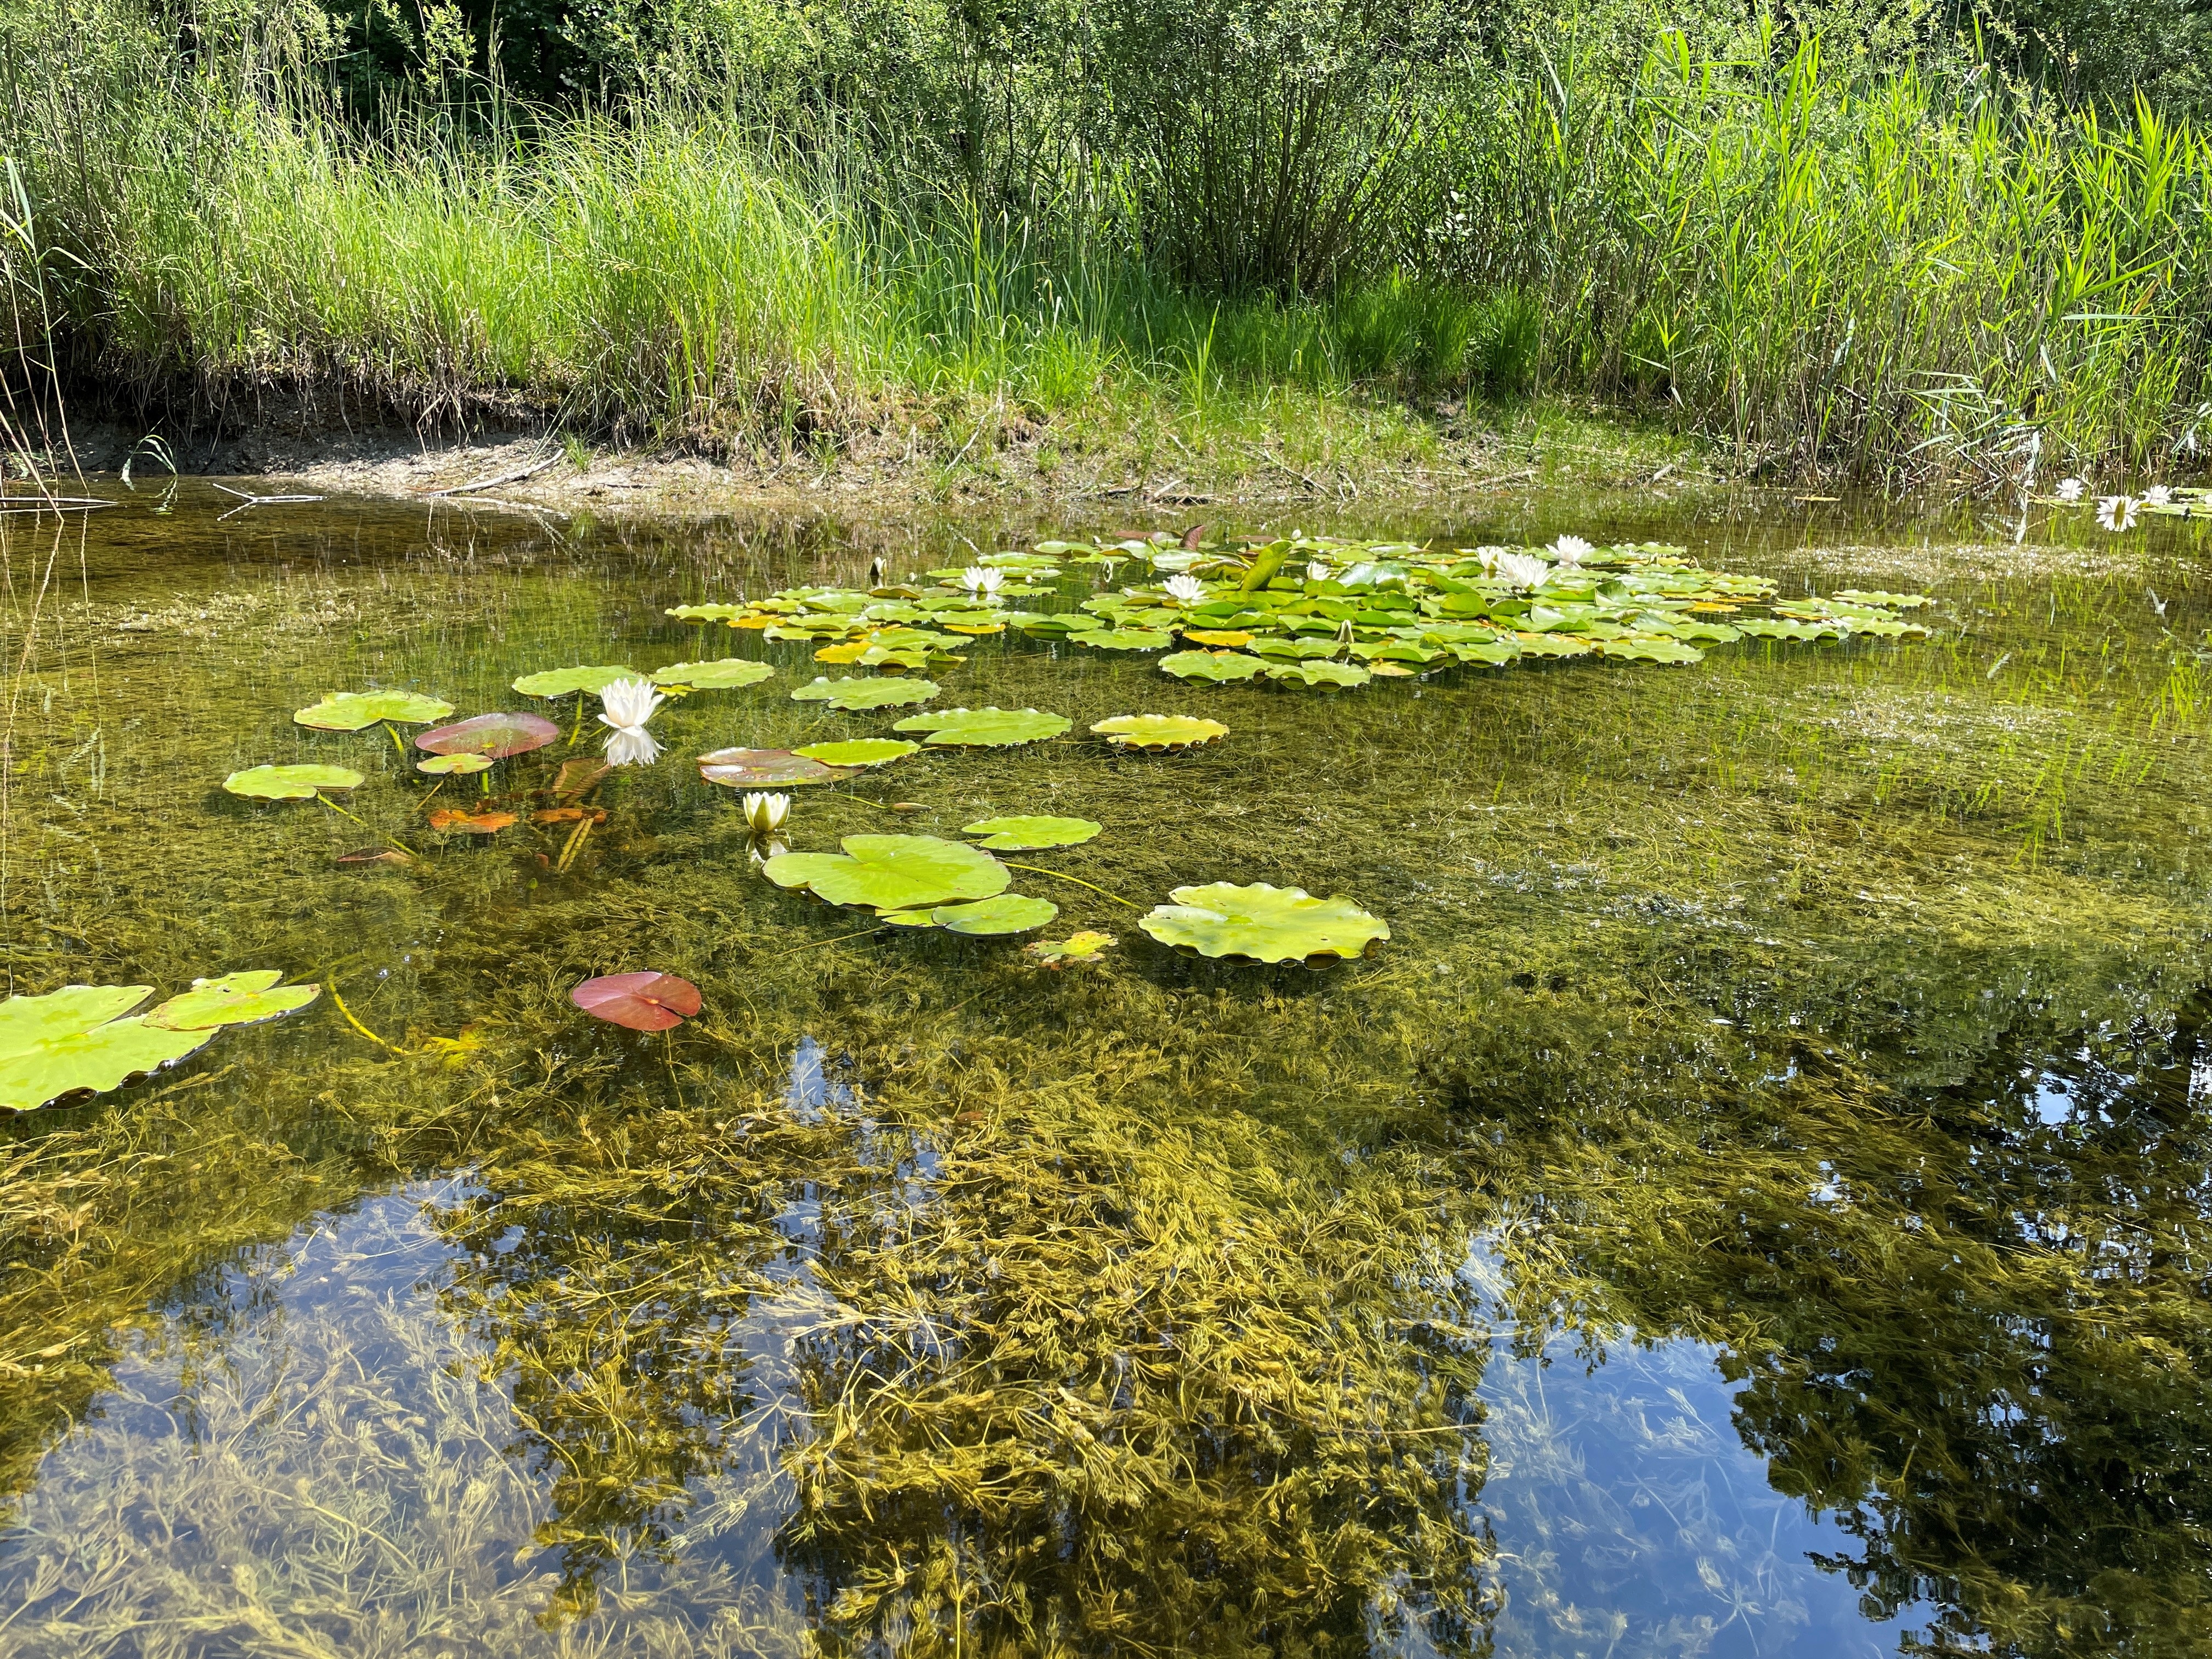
(1, 484, 2210, 1657)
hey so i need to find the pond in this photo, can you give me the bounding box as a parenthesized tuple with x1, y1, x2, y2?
(0, 483, 2207, 1658)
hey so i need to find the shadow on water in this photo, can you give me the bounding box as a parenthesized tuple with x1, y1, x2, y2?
(0, 484, 2209, 1655)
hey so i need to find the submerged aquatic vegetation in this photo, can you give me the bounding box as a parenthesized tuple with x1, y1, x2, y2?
(428, 808, 518, 834)
(569, 973, 702, 1031)
(222, 763, 363, 800)
(1141, 882, 1390, 965)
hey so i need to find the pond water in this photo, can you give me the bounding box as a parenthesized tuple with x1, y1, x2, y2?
(1, 483, 2208, 1657)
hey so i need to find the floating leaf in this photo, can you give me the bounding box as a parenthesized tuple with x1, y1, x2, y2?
(1834, 590, 1934, 608)
(513, 665, 638, 698)
(1071, 628, 1177, 651)
(1139, 882, 1389, 965)
(429, 808, 517, 834)
(795, 738, 921, 768)
(962, 815, 1103, 850)
(0, 985, 216, 1113)
(698, 748, 859, 787)
(666, 603, 747, 623)
(1598, 636, 1705, 664)
(1091, 714, 1228, 753)
(571, 972, 702, 1032)
(417, 753, 495, 775)
(763, 834, 1008, 915)
(925, 894, 1059, 936)
(1261, 659, 1372, 689)
(223, 764, 365, 800)
(294, 690, 454, 730)
(1181, 628, 1254, 647)
(791, 676, 941, 711)
(1026, 931, 1115, 968)
(1160, 650, 1268, 682)
(145, 971, 320, 1031)
(416, 712, 560, 759)
(890, 707, 1071, 748)
(651, 659, 776, 690)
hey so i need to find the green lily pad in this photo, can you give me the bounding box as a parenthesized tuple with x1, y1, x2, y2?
(763, 834, 1009, 915)
(651, 658, 776, 690)
(795, 738, 922, 768)
(1071, 628, 1178, 651)
(294, 690, 454, 731)
(512, 665, 638, 697)
(1026, 930, 1115, 968)
(144, 971, 321, 1031)
(890, 708, 1071, 748)
(961, 815, 1103, 850)
(1261, 659, 1372, 689)
(791, 676, 941, 711)
(1160, 650, 1268, 682)
(665, 603, 747, 622)
(698, 748, 859, 787)
(1598, 635, 1705, 664)
(417, 753, 495, 775)
(1091, 714, 1228, 753)
(0, 984, 216, 1113)
(223, 764, 365, 800)
(925, 894, 1059, 936)
(1139, 882, 1390, 965)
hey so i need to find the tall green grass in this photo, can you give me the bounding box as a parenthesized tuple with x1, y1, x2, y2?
(3, 13, 2209, 482)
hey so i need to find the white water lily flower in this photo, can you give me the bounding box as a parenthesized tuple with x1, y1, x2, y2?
(1471, 545, 1511, 573)
(960, 566, 1005, 599)
(1550, 534, 1593, 564)
(2097, 495, 2141, 532)
(741, 791, 789, 835)
(2055, 477, 2085, 503)
(2143, 484, 2174, 507)
(1492, 551, 1551, 590)
(598, 676, 664, 766)
(1163, 573, 1207, 605)
(1307, 561, 1331, 583)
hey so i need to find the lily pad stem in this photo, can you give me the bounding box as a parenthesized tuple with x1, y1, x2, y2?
(1001, 862, 1142, 909)
(568, 693, 587, 747)
(315, 792, 417, 859)
(382, 720, 408, 757)
(554, 813, 594, 874)
(326, 982, 415, 1056)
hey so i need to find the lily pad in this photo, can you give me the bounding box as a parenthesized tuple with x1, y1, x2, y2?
(1091, 714, 1229, 753)
(1160, 650, 1268, 682)
(890, 708, 1071, 748)
(794, 738, 922, 768)
(294, 690, 454, 730)
(763, 834, 1009, 915)
(429, 808, 517, 834)
(665, 603, 747, 623)
(1261, 659, 1372, 689)
(415, 712, 560, 759)
(791, 676, 941, 711)
(513, 665, 637, 698)
(1139, 882, 1390, 965)
(144, 971, 320, 1031)
(1026, 931, 1116, 968)
(921, 894, 1059, 936)
(698, 748, 860, 787)
(223, 764, 365, 800)
(962, 815, 1103, 850)
(1070, 628, 1177, 651)
(417, 753, 496, 775)
(651, 659, 776, 690)
(571, 972, 702, 1032)
(0, 985, 216, 1113)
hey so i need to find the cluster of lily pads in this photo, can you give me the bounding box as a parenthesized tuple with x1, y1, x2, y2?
(667, 531, 1934, 697)
(2040, 478, 2207, 532)
(0, 972, 320, 1113)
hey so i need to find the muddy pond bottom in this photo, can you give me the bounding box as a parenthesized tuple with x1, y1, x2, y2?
(1, 486, 2208, 1658)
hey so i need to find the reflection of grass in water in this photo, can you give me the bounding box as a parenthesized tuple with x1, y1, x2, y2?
(1, 503, 2211, 1652)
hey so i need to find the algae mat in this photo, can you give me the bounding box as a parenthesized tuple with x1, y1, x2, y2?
(0, 484, 2209, 1657)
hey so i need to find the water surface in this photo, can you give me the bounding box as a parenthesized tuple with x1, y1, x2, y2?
(1, 484, 2207, 1657)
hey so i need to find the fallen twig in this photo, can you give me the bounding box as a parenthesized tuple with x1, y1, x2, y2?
(419, 453, 560, 497)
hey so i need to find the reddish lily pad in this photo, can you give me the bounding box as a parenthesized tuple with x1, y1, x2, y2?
(429, 808, 518, 834)
(698, 747, 859, 787)
(571, 972, 703, 1031)
(415, 712, 560, 759)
